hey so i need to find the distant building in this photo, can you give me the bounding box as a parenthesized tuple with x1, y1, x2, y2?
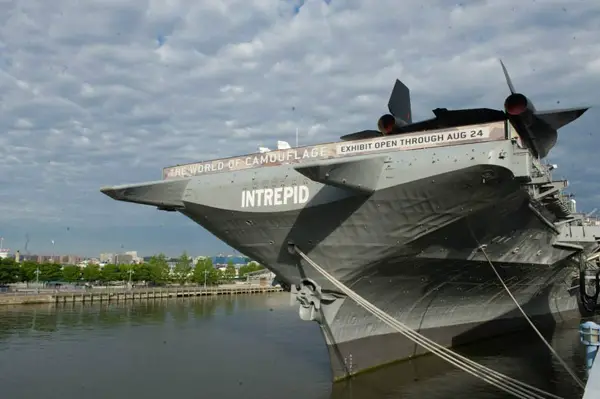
(0, 238, 9, 259)
(136, 253, 253, 269)
(20, 254, 38, 262)
(115, 254, 134, 264)
(59, 255, 82, 265)
(100, 253, 115, 263)
(101, 251, 141, 264)
(211, 254, 250, 267)
(122, 251, 141, 263)
(36, 255, 59, 263)
(14, 254, 82, 264)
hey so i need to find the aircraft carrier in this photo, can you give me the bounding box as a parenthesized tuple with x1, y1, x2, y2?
(100, 63, 600, 381)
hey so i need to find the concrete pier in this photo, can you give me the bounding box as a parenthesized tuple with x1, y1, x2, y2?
(0, 285, 283, 306)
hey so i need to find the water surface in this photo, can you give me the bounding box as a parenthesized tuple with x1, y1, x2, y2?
(0, 293, 588, 399)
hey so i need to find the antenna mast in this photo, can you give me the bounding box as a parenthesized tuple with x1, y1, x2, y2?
(24, 233, 30, 255)
(292, 106, 299, 147)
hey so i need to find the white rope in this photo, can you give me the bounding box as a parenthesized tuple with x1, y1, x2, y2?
(294, 247, 564, 399)
(475, 243, 585, 389)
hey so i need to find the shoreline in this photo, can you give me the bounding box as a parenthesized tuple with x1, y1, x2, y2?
(0, 285, 284, 306)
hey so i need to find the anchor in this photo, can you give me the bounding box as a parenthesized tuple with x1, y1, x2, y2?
(290, 278, 338, 323)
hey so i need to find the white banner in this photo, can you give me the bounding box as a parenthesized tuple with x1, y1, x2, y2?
(162, 122, 504, 180)
(336, 126, 492, 156)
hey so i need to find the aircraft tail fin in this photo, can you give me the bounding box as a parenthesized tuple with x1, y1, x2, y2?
(387, 79, 412, 124)
(535, 107, 589, 130)
(499, 59, 517, 94)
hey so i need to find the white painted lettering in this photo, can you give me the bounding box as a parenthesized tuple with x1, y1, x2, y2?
(245, 190, 255, 208)
(283, 186, 294, 204)
(241, 185, 311, 208)
(264, 189, 273, 206)
(162, 124, 498, 180)
(335, 126, 492, 156)
(299, 185, 309, 203)
(255, 189, 264, 206)
(273, 187, 283, 205)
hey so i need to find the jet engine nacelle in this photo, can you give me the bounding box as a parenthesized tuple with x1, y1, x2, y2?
(504, 93, 536, 127)
(377, 114, 408, 134)
(504, 92, 559, 159)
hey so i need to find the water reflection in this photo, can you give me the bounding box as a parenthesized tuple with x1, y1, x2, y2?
(0, 294, 592, 399)
(332, 324, 587, 399)
(0, 295, 228, 341)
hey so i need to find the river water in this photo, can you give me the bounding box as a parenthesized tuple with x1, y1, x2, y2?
(0, 293, 588, 399)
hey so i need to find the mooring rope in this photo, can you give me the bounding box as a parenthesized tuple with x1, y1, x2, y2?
(473, 240, 585, 389)
(293, 246, 564, 399)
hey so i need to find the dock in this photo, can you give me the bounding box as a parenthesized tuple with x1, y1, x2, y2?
(581, 321, 600, 399)
(0, 285, 284, 306)
(584, 366, 599, 399)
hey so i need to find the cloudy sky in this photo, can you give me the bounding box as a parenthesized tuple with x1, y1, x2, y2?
(1, 0, 599, 258)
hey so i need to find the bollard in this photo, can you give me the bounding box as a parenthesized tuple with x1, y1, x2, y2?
(580, 321, 600, 376)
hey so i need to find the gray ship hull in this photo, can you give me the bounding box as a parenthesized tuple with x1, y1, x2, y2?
(175, 166, 581, 380)
(314, 259, 579, 380)
(179, 163, 574, 291)
(101, 121, 599, 380)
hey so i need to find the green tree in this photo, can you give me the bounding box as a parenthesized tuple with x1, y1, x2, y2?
(0, 259, 20, 284)
(82, 264, 101, 282)
(238, 262, 265, 278)
(173, 252, 192, 285)
(147, 254, 170, 285)
(192, 258, 219, 286)
(39, 263, 62, 282)
(62, 265, 82, 283)
(19, 261, 39, 282)
(120, 264, 135, 283)
(223, 262, 236, 281)
(132, 263, 151, 282)
(101, 264, 121, 282)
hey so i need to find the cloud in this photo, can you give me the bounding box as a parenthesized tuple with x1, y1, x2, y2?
(1, 0, 599, 256)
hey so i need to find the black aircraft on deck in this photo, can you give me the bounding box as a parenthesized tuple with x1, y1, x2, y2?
(341, 60, 589, 159)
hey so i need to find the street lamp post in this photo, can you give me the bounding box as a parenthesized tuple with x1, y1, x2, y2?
(35, 266, 40, 293)
(204, 270, 208, 289)
(128, 267, 133, 290)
